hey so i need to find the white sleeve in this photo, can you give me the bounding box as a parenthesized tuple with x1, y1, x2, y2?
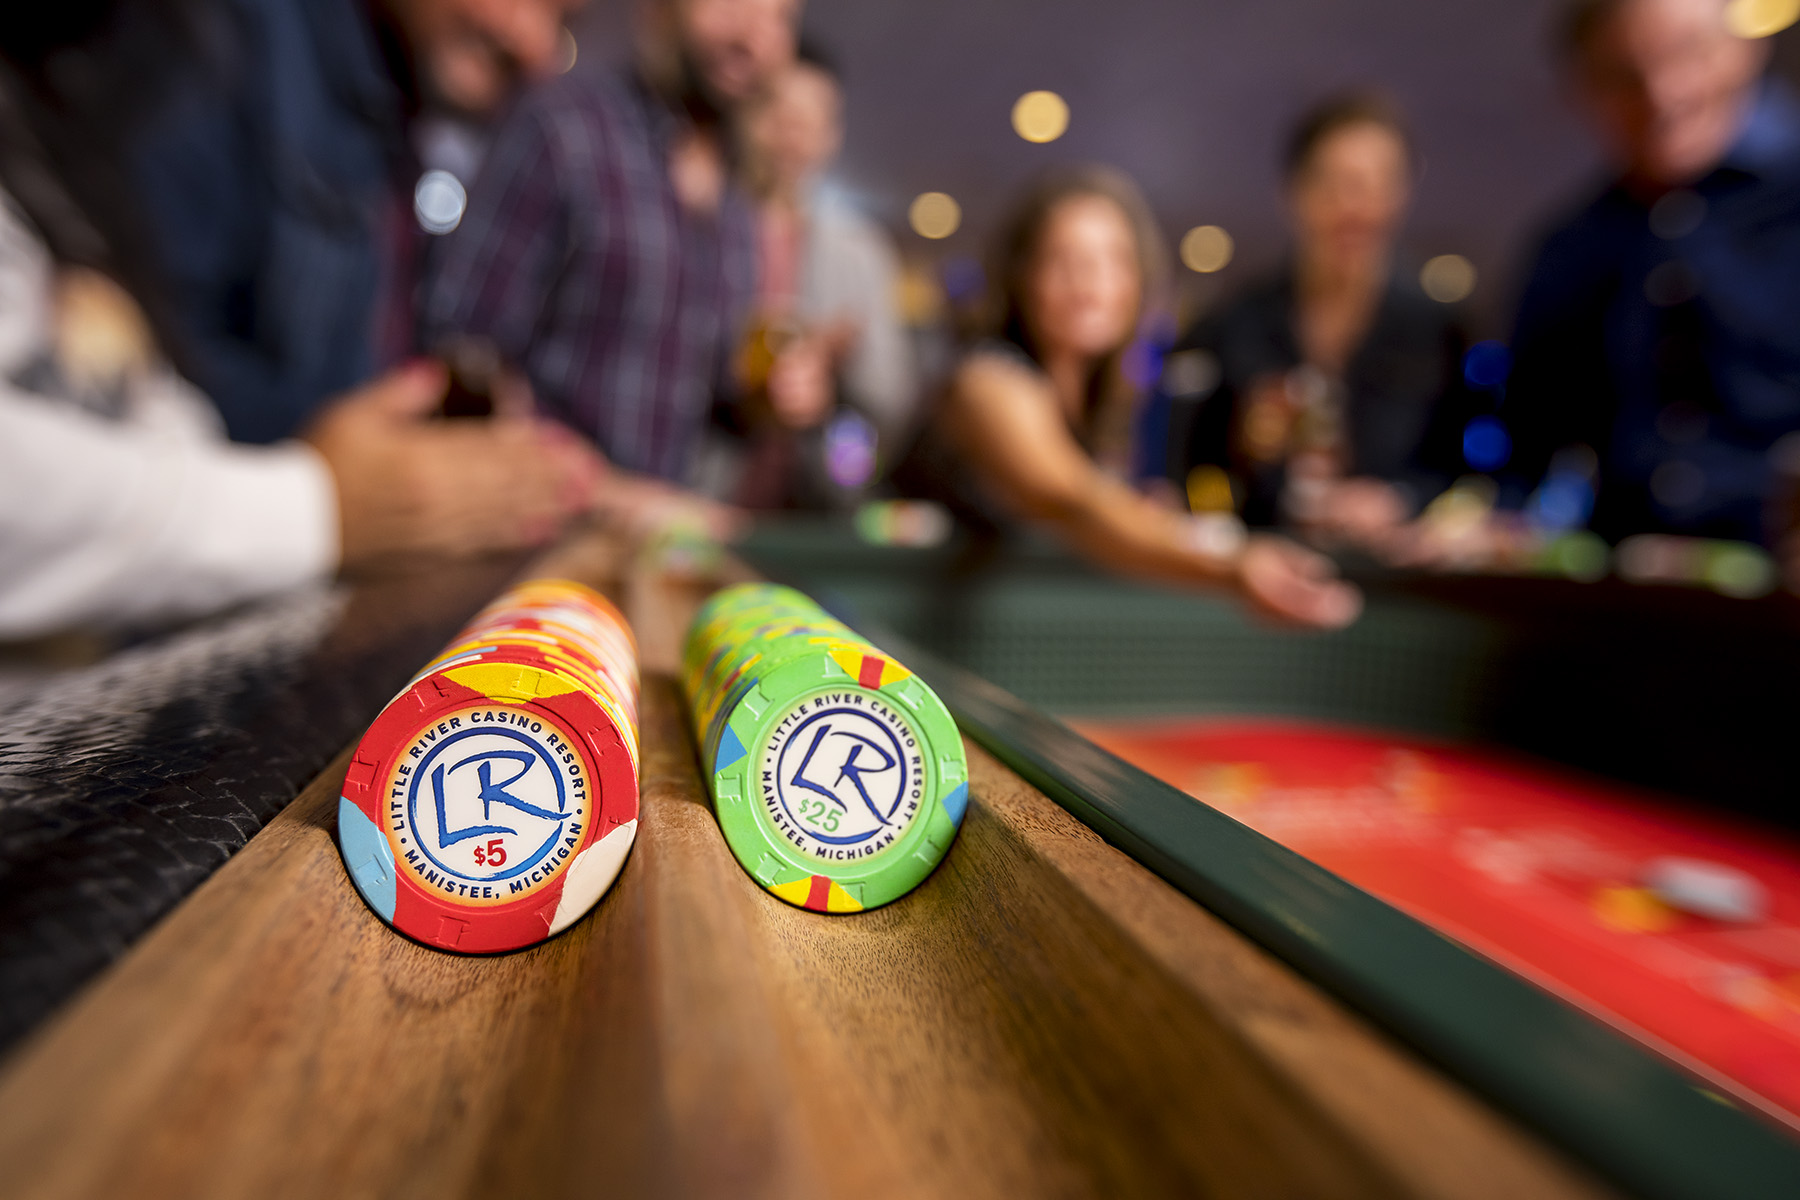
(0, 382, 340, 639)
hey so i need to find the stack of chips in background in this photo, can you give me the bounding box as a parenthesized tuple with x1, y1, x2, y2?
(683, 583, 969, 913)
(337, 580, 640, 953)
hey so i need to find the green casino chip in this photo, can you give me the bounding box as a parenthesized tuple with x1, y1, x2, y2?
(685, 584, 969, 913)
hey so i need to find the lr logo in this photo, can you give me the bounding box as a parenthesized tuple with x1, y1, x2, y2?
(761, 695, 924, 862)
(393, 715, 588, 896)
(431, 749, 561, 866)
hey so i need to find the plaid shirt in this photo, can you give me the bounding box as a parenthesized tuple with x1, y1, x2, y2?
(420, 71, 756, 481)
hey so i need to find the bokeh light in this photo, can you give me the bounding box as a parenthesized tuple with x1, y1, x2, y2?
(1421, 254, 1477, 303)
(854, 500, 953, 547)
(1462, 340, 1512, 390)
(940, 256, 985, 301)
(1011, 91, 1070, 143)
(909, 192, 962, 239)
(825, 411, 879, 490)
(1180, 225, 1234, 273)
(557, 28, 578, 74)
(1462, 415, 1512, 471)
(1614, 534, 1778, 596)
(1160, 348, 1221, 398)
(1726, 0, 1800, 38)
(1122, 336, 1162, 389)
(1707, 544, 1777, 598)
(1530, 475, 1595, 531)
(895, 263, 947, 324)
(413, 169, 466, 235)
(1185, 464, 1236, 513)
(1544, 532, 1609, 582)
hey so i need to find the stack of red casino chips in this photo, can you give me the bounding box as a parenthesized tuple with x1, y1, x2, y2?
(335, 579, 640, 953)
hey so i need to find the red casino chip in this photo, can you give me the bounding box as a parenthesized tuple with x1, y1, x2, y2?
(418, 641, 638, 748)
(337, 658, 639, 954)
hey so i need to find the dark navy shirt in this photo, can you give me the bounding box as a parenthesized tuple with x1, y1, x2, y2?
(1507, 82, 1800, 543)
(1167, 269, 1474, 526)
(129, 0, 412, 443)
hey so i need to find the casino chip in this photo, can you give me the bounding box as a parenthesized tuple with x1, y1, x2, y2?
(336, 581, 640, 953)
(1643, 857, 1769, 923)
(683, 584, 968, 912)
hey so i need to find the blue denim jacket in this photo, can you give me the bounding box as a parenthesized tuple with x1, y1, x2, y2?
(131, 0, 408, 443)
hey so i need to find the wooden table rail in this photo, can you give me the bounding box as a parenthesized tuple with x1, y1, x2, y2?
(0, 534, 1612, 1200)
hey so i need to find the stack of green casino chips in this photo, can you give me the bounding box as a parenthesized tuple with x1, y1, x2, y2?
(682, 583, 969, 913)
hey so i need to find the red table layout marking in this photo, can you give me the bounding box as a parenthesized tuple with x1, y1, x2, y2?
(1073, 717, 1800, 1135)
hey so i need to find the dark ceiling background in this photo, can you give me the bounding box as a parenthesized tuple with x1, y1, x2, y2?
(578, 1, 1800, 332)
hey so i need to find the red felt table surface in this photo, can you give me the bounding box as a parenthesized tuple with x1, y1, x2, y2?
(1073, 717, 1800, 1134)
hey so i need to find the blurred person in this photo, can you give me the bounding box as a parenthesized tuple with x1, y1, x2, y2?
(1169, 95, 1472, 555)
(1506, 0, 1800, 551)
(12, 0, 586, 443)
(708, 44, 918, 509)
(898, 168, 1361, 628)
(421, 0, 807, 485)
(0, 177, 600, 640)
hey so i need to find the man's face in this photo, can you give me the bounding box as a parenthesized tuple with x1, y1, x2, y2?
(743, 62, 841, 189)
(673, 0, 801, 112)
(1287, 122, 1412, 275)
(389, 0, 587, 117)
(1574, 0, 1769, 187)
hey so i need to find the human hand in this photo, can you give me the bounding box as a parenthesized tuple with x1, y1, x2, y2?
(591, 470, 748, 544)
(302, 360, 603, 567)
(1307, 476, 1410, 549)
(1234, 533, 1363, 628)
(54, 267, 156, 391)
(1378, 478, 1504, 571)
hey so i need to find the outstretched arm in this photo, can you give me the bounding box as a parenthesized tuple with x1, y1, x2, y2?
(944, 354, 1360, 627)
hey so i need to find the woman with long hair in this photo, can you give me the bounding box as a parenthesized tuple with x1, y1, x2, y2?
(907, 166, 1360, 627)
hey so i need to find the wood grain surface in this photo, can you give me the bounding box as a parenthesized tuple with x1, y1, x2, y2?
(0, 542, 1618, 1200)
